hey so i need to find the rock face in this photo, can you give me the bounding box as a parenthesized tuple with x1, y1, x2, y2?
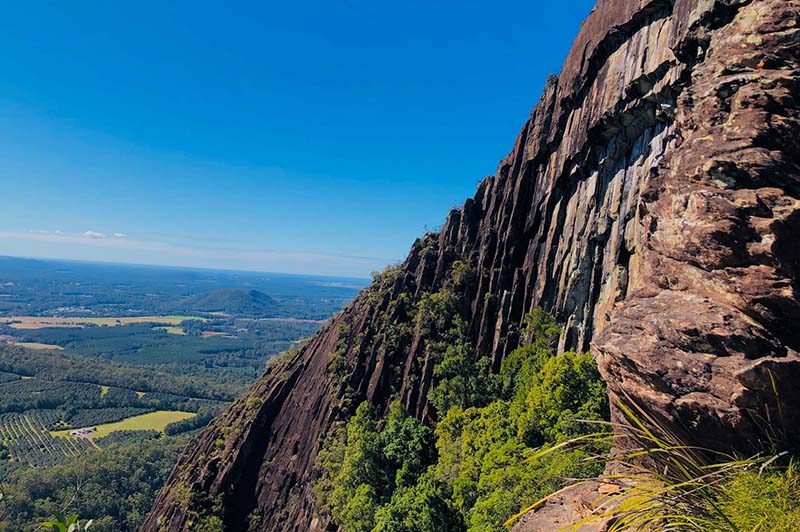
(144, 0, 800, 530)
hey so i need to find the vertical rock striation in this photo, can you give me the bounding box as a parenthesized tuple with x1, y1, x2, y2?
(144, 0, 800, 530)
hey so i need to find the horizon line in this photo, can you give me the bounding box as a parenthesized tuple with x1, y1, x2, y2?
(0, 254, 375, 282)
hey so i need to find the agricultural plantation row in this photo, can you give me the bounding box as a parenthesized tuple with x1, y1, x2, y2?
(0, 370, 223, 422)
(0, 407, 210, 478)
(0, 411, 93, 474)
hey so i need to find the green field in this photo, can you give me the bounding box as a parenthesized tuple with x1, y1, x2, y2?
(155, 326, 186, 335)
(51, 410, 196, 439)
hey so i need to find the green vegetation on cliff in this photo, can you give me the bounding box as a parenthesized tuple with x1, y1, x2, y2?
(315, 309, 610, 532)
(316, 304, 800, 531)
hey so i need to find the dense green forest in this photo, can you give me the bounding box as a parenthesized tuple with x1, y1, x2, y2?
(0, 345, 236, 401)
(0, 369, 221, 415)
(0, 433, 194, 532)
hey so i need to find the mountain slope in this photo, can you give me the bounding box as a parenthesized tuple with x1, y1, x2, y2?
(175, 288, 278, 316)
(144, 0, 800, 530)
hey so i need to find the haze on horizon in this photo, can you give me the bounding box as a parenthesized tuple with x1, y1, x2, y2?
(0, 0, 595, 277)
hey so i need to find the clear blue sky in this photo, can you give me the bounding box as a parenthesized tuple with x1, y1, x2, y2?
(0, 1, 595, 278)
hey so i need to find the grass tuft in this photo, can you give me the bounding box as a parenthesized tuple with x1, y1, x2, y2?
(506, 392, 800, 531)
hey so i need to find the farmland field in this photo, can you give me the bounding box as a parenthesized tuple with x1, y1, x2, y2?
(2, 315, 206, 329)
(0, 350, 225, 477)
(52, 410, 196, 439)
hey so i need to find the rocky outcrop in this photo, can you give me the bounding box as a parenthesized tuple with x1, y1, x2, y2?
(595, 0, 800, 454)
(144, 0, 800, 530)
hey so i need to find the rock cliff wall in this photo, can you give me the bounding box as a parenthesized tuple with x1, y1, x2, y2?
(144, 0, 800, 530)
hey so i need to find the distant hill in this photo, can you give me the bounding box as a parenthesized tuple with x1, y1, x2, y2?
(175, 289, 278, 316)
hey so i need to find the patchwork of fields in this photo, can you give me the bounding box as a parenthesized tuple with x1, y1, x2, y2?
(0, 257, 366, 529)
(0, 353, 225, 477)
(0, 261, 363, 481)
(0, 315, 252, 476)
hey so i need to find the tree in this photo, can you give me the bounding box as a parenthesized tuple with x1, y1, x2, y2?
(429, 336, 497, 417)
(372, 472, 463, 532)
(327, 403, 386, 527)
(381, 401, 434, 489)
(516, 350, 608, 446)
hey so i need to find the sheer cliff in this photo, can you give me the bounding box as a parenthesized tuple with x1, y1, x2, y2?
(144, 0, 800, 530)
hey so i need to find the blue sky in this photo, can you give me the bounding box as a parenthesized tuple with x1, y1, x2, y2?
(0, 1, 595, 277)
